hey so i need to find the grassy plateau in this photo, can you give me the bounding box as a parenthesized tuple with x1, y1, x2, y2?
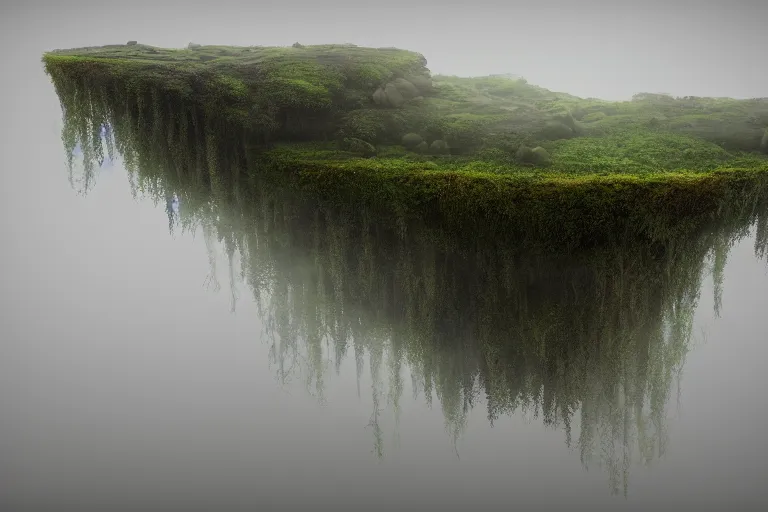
(42, 42, 768, 250)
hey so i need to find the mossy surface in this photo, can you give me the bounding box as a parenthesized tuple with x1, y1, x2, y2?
(60, 74, 768, 493)
(43, 42, 768, 249)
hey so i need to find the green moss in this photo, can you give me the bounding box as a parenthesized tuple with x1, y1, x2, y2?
(43, 42, 768, 250)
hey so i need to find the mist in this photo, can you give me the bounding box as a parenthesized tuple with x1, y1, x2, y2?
(3, 0, 767, 101)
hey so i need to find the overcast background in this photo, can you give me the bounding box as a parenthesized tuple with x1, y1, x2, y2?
(1, 0, 767, 101)
(1, 1, 768, 510)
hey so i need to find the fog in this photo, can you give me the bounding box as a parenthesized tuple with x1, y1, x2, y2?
(2, 0, 767, 101)
(2, 2, 768, 510)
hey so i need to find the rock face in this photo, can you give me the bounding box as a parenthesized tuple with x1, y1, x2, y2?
(126, 41, 138, 46)
(371, 74, 434, 108)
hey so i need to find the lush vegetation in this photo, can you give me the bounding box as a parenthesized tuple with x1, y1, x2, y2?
(43, 42, 768, 498)
(60, 90, 768, 496)
(43, 42, 768, 250)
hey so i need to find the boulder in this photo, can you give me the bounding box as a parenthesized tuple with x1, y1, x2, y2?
(126, 40, 138, 46)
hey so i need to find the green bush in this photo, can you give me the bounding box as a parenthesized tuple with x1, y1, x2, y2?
(402, 132, 424, 148)
(531, 146, 551, 166)
(515, 146, 535, 164)
(540, 121, 574, 140)
(430, 139, 450, 154)
(341, 137, 377, 157)
(393, 78, 420, 100)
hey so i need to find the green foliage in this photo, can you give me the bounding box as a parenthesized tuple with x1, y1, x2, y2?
(546, 130, 755, 174)
(582, 111, 607, 122)
(341, 137, 377, 157)
(337, 109, 407, 144)
(43, 43, 768, 162)
(42, 56, 768, 497)
(516, 146, 535, 164)
(44, 42, 768, 251)
(531, 146, 551, 166)
(540, 121, 574, 140)
(43, 43, 430, 144)
(429, 139, 450, 155)
(401, 132, 423, 148)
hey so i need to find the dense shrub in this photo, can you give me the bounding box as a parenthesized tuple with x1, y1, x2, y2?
(540, 121, 574, 140)
(430, 139, 450, 154)
(341, 137, 377, 157)
(515, 146, 535, 164)
(531, 146, 551, 166)
(402, 132, 424, 148)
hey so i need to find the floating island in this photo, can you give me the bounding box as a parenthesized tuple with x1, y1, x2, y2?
(42, 42, 768, 250)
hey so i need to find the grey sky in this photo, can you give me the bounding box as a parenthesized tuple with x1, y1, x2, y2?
(2, 2, 768, 510)
(2, 0, 766, 100)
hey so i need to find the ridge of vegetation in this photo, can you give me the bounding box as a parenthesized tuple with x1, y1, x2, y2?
(43, 42, 768, 249)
